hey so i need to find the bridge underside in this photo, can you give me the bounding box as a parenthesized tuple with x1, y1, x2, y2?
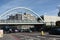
(0, 23, 44, 30)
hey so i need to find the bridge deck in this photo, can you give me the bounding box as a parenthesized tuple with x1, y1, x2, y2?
(0, 20, 44, 24)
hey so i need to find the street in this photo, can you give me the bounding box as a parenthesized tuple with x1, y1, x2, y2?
(0, 33, 60, 40)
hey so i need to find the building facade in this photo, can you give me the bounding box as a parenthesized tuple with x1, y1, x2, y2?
(22, 13, 36, 21)
(7, 14, 22, 20)
(41, 15, 60, 26)
(7, 13, 38, 29)
(21, 13, 37, 29)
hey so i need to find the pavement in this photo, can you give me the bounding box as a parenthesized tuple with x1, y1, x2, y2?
(0, 32, 60, 40)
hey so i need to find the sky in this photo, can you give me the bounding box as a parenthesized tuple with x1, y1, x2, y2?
(0, 0, 60, 16)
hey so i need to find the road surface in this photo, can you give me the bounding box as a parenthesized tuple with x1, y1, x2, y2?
(0, 33, 60, 40)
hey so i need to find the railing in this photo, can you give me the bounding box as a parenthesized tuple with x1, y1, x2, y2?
(0, 20, 43, 23)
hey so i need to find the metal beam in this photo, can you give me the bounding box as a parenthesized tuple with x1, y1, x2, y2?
(0, 23, 44, 25)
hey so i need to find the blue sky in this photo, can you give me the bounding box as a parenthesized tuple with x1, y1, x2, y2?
(0, 0, 60, 16)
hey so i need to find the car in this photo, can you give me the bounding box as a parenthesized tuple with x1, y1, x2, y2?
(8, 27, 20, 33)
(1, 26, 20, 33)
(1, 26, 11, 33)
(49, 27, 60, 35)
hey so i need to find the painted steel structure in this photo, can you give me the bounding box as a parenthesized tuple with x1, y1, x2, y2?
(0, 7, 44, 22)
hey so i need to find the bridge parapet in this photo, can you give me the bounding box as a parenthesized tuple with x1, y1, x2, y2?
(0, 20, 42, 23)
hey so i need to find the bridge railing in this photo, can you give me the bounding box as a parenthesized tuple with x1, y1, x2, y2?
(0, 20, 42, 23)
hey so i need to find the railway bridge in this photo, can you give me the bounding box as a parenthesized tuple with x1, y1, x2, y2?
(0, 7, 44, 30)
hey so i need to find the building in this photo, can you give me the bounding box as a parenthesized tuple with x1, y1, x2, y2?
(7, 14, 22, 20)
(40, 15, 60, 26)
(22, 13, 36, 21)
(58, 11, 60, 16)
(14, 14, 22, 20)
(7, 13, 39, 29)
(8, 13, 36, 21)
(8, 15, 15, 20)
(21, 13, 37, 29)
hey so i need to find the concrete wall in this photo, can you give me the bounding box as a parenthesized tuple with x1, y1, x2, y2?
(43, 15, 60, 26)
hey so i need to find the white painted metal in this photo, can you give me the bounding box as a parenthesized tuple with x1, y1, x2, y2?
(0, 7, 44, 22)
